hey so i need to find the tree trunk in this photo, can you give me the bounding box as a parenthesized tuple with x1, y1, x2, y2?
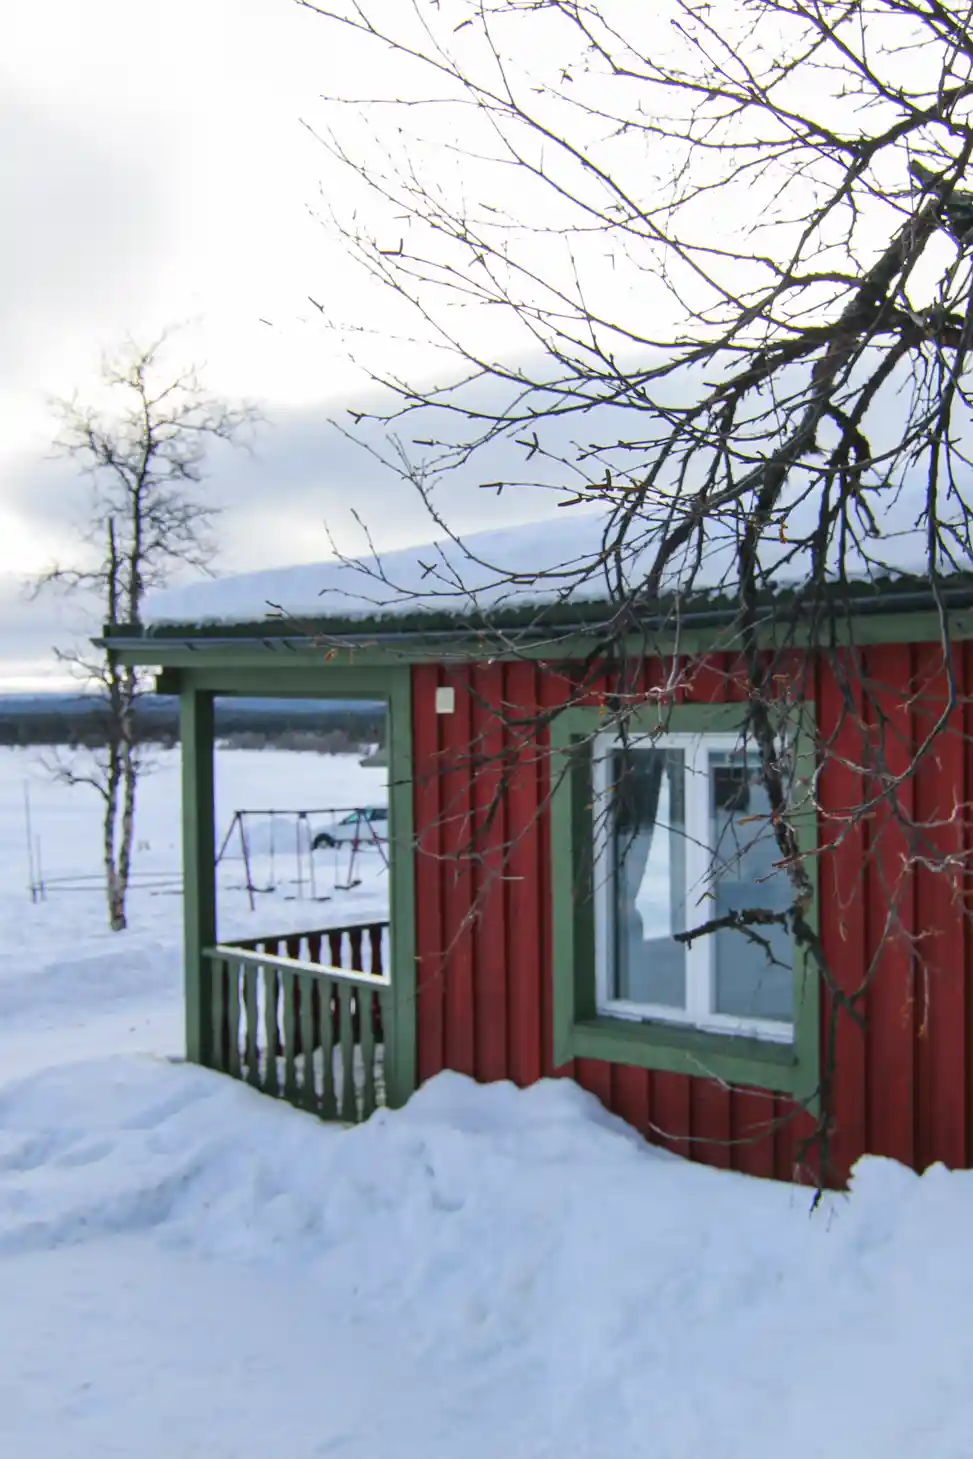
(115, 727, 138, 932)
(107, 874, 127, 932)
(105, 670, 139, 933)
(103, 522, 129, 931)
(104, 737, 126, 932)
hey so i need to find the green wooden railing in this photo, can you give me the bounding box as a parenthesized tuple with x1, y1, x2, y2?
(203, 919, 391, 1124)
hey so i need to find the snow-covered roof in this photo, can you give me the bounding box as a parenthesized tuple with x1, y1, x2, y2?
(144, 511, 621, 629)
(142, 491, 969, 632)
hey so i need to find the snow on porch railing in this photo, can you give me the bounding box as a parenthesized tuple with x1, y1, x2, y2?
(230, 922, 388, 979)
(203, 919, 391, 1124)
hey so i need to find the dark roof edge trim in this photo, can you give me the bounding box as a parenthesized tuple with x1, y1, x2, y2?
(97, 582, 973, 653)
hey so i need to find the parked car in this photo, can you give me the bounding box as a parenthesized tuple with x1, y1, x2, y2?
(311, 806, 388, 849)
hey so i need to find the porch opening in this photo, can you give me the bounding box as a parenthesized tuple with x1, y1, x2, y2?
(200, 694, 393, 1124)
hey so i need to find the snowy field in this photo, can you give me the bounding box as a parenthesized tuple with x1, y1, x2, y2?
(0, 747, 388, 1085)
(0, 746, 972, 1457)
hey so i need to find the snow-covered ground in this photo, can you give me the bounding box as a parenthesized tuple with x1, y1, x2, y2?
(0, 747, 387, 1085)
(1, 745, 972, 1458)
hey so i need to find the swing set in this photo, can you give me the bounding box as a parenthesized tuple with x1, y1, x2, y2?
(215, 806, 389, 912)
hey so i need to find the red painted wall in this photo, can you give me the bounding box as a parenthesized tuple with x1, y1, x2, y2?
(410, 645, 973, 1186)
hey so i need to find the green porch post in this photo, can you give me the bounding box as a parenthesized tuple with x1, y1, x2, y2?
(386, 666, 416, 1108)
(180, 687, 216, 1066)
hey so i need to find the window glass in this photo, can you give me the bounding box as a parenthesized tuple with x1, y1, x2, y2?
(612, 748, 687, 1008)
(708, 749, 793, 1022)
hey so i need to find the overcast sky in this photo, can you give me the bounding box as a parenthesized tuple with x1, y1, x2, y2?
(1, 0, 566, 688)
(6, 1, 924, 690)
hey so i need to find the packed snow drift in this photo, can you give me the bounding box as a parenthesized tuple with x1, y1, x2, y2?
(0, 745, 971, 1459)
(144, 488, 961, 631)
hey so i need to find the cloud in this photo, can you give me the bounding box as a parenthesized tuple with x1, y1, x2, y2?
(0, 87, 167, 396)
(2, 379, 581, 576)
(3, 337, 946, 687)
(0, 573, 103, 690)
(0, 387, 572, 683)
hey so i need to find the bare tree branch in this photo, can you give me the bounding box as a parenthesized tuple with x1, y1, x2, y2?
(30, 332, 260, 930)
(286, 0, 973, 1184)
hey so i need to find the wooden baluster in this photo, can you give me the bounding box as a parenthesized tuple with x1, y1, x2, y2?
(209, 956, 227, 1071)
(329, 935, 343, 1047)
(376, 986, 390, 1108)
(281, 968, 299, 1105)
(351, 977, 362, 1045)
(307, 932, 322, 966)
(319, 977, 337, 1120)
(369, 924, 384, 979)
(374, 967, 385, 1045)
(360, 986, 378, 1119)
(226, 960, 242, 1079)
(263, 964, 280, 1096)
(349, 926, 364, 972)
(300, 973, 318, 1113)
(286, 936, 303, 1057)
(244, 964, 260, 1087)
(264, 940, 282, 1055)
(293, 972, 304, 1061)
(369, 925, 385, 1045)
(338, 981, 357, 1122)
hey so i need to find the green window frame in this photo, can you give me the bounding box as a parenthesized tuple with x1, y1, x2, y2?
(549, 703, 820, 1101)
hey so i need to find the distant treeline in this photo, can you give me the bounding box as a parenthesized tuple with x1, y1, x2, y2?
(0, 695, 387, 750)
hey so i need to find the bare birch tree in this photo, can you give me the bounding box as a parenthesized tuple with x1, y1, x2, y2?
(34, 335, 258, 931)
(292, 0, 973, 1173)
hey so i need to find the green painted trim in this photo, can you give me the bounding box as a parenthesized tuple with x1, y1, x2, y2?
(160, 665, 409, 699)
(155, 668, 181, 696)
(549, 703, 820, 1103)
(384, 665, 417, 1108)
(102, 604, 973, 675)
(101, 571, 973, 644)
(567, 1019, 807, 1092)
(171, 663, 418, 1107)
(180, 688, 216, 1066)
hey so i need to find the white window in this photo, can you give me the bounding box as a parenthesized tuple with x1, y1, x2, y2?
(591, 732, 795, 1043)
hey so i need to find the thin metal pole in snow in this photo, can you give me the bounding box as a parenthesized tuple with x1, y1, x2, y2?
(24, 780, 38, 903)
(302, 814, 317, 901)
(238, 812, 256, 913)
(215, 810, 240, 867)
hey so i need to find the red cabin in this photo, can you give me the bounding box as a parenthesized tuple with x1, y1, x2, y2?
(104, 519, 973, 1187)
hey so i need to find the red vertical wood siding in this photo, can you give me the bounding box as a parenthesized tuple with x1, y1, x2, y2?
(965, 642, 973, 1169)
(412, 663, 446, 1080)
(410, 644, 973, 1185)
(864, 645, 916, 1168)
(469, 662, 508, 1084)
(817, 658, 868, 1181)
(504, 662, 545, 1087)
(912, 643, 966, 1170)
(440, 668, 476, 1075)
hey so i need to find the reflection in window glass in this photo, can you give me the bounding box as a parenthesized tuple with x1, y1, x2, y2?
(709, 750, 793, 1022)
(612, 748, 687, 1008)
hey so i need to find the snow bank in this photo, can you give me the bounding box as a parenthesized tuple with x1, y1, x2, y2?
(3, 744, 972, 1457)
(2, 1055, 973, 1457)
(143, 480, 963, 629)
(144, 510, 613, 627)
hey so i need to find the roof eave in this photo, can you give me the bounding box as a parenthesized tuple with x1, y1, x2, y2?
(94, 579, 973, 671)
